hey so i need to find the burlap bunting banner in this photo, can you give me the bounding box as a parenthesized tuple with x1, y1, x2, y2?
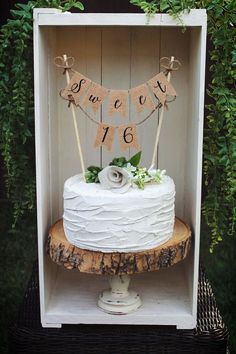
(107, 90, 129, 118)
(56, 55, 180, 156)
(62, 69, 177, 112)
(61, 72, 91, 106)
(148, 72, 177, 105)
(129, 84, 155, 113)
(81, 82, 108, 113)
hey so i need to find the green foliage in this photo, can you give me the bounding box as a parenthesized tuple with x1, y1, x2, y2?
(128, 151, 142, 167)
(130, 0, 159, 19)
(130, 0, 236, 251)
(109, 156, 128, 167)
(109, 152, 142, 168)
(85, 165, 102, 183)
(130, 0, 195, 22)
(0, 0, 84, 226)
(201, 220, 236, 353)
(86, 152, 166, 191)
(200, 0, 236, 251)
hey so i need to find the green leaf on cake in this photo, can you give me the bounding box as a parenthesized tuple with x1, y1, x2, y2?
(109, 156, 127, 167)
(85, 165, 102, 183)
(128, 151, 142, 167)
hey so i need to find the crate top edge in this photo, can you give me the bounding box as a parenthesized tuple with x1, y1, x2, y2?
(33, 9, 207, 27)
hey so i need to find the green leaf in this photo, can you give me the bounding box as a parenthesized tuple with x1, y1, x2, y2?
(87, 165, 102, 173)
(128, 151, 142, 167)
(109, 156, 127, 167)
(73, 2, 84, 10)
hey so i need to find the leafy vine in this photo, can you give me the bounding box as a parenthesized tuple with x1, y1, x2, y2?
(0, 1, 84, 226)
(0, 0, 235, 250)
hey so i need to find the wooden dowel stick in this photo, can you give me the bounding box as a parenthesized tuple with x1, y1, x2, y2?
(151, 56, 175, 168)
(63, 54, 85, 178)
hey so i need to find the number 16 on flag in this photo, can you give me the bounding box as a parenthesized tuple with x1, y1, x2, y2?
(94, 123, 139, 151)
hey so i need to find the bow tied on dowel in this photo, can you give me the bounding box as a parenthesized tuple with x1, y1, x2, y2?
(54, 54, 180, 172)
(54, 55, 75, 74)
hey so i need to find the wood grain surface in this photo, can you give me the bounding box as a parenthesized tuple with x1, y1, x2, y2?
(47, 217, 191, 275)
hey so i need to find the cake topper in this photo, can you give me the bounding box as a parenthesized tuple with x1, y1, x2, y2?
(54, 54, 180, 190)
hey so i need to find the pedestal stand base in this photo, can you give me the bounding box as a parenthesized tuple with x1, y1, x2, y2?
(98, 275, 142, 315)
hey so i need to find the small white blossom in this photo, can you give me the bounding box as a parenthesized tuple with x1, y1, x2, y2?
(124, 163, 136, 175)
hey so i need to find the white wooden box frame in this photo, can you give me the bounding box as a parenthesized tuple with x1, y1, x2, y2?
(34, 9, 207, 328)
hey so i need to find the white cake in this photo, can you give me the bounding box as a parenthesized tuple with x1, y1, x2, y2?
(63, 174, 175, 253)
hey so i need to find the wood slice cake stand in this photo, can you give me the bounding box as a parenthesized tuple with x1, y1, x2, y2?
(48, 217, 191, 315)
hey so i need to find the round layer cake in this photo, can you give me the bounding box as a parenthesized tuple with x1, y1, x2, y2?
(63, 174, 175, 253)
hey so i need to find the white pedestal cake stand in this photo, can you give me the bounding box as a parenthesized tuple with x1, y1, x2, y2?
(48, 217, 191, 315)
(98, 274, 142, 314)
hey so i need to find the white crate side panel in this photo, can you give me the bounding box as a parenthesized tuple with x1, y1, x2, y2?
(34, 26, 58, 321)
(48, 28, 60, 223)
(184, 26, 207, 316)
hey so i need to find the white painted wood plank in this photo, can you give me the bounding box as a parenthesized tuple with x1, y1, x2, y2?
(185, 25, 207, 319)
(45, 262, 194, 328)
(47, 28, 60, 224)
(158, 27, 190, 219)
(130, 27, 160, 166)
(35, 10, 207, 27)
(101, 27, 131, 166)
(34, 23, 58, 326)
(83, 27, 102, 168)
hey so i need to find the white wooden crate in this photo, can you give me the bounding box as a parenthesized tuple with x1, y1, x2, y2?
(33, 9, 207, 328)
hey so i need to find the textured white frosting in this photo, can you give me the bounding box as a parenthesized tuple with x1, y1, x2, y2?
(63, 174, 175, 253)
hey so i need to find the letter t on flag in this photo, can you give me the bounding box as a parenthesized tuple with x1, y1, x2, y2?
(94, 123, 116, 151)
(148, 72, 176, 105)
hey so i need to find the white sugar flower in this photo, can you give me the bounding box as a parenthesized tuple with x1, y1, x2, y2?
(98, 166, 132, 193)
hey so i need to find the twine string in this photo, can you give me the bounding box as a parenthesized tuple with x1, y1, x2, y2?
(55, 55, 180, 140)
(54, 56, 75, 74)
(59, 89, 166, 127)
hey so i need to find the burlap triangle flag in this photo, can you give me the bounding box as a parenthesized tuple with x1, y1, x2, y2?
(94, 123, 116, 151)
(107, 90, 129, 118)
(118, 124, 140, 151)
(129, 84, 155, 113)
(61, 72, 91, 106)
(148, 72, 176, 106)
(81, 83, 108, 113)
